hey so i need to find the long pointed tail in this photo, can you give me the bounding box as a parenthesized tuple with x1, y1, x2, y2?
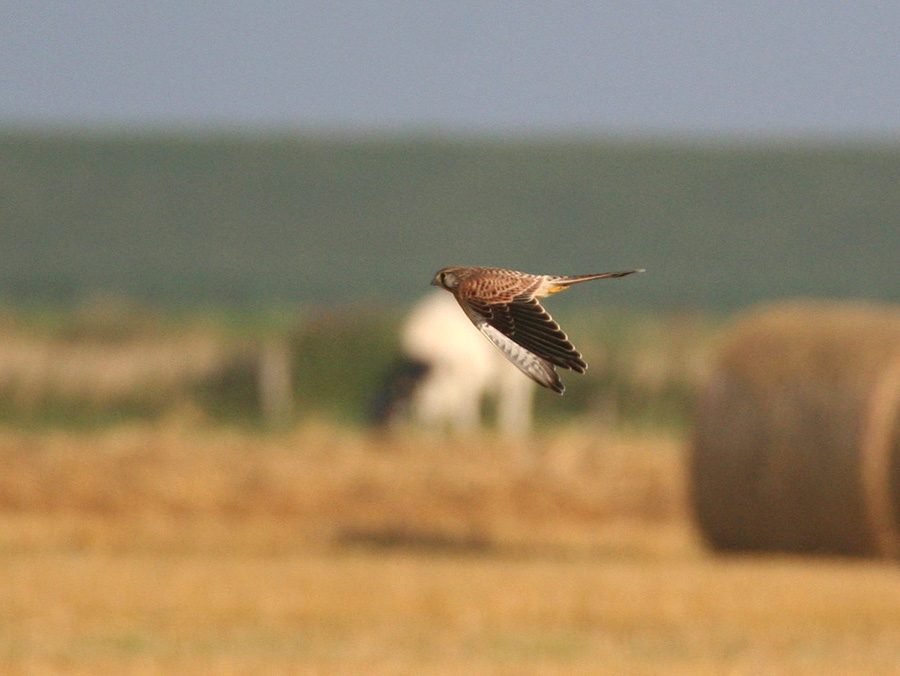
(546, 268, 644, 293)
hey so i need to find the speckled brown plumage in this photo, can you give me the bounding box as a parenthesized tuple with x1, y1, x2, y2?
(431, 266, 643, 394)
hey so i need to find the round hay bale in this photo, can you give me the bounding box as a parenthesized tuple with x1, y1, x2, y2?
(690, 301, 900, 557)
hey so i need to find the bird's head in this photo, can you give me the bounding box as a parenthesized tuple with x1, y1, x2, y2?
(431, 267, 462, 291)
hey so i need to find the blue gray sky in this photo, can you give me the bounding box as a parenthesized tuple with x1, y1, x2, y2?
(3, 1, 900, 137)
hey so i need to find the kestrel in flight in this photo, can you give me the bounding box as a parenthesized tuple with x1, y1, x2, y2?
(431, 266, 643, 394)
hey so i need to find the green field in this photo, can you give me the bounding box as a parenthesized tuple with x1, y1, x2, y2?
(3, 131, 900, 309)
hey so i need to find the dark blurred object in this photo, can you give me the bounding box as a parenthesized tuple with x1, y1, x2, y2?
(367, 357, 431, 426)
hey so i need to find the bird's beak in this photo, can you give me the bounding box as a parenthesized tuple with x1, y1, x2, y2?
(430, 277, 438, 286)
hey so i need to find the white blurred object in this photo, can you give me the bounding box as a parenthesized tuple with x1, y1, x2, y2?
(382, 291, 536, 437)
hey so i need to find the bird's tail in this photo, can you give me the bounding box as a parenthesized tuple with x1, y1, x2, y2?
(546, 268, 644, 294)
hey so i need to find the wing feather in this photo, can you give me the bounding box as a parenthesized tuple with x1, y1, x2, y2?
(475, 322, 565, 394)
(457, 298, 564, 393)
(465, 297, 586, 372)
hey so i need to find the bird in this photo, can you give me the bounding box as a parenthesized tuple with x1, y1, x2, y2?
(431, 265, 643, 394)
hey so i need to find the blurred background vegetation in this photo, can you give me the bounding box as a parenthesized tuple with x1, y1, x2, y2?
(1, 131, 898, 429)
(4, 131, 900, 308)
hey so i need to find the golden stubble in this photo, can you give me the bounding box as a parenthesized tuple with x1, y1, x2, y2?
(1, 422, 899, 676)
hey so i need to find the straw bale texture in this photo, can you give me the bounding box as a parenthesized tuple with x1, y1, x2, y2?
(690, 301, 900, 557)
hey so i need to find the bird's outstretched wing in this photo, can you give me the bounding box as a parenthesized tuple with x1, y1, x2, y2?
(457, 296, 586, 394)
(469, 314, 564, 393)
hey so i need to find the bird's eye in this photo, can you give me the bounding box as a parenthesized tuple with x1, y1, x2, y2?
(439, 272, 446, 285)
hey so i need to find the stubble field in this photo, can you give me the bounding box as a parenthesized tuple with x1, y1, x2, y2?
(1, 422, 899, 675)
